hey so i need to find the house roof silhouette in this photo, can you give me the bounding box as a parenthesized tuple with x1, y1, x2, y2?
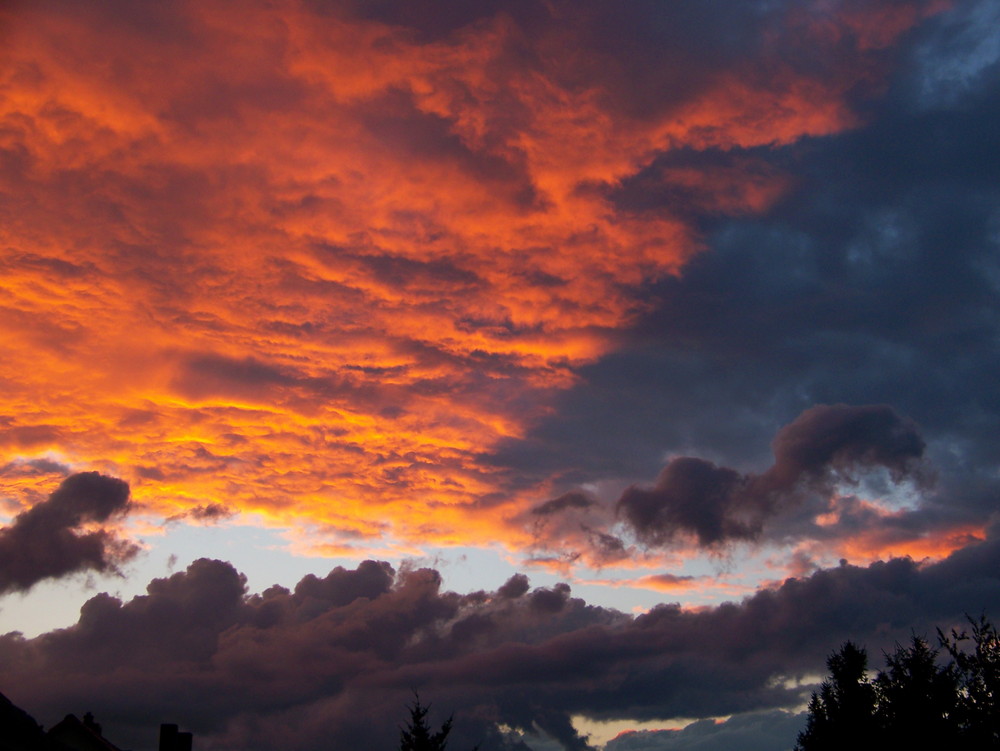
(0, 691, 192, 751)
(0, 692, 65, 751)
(47, 714, 122, 751)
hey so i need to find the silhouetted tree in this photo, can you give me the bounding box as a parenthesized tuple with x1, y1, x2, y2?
(874, 635, 959, 747)
(399, 693, 453, 751)
(797, 616, 1000, 750)
(940, 614, 1000, 747)
(795, 641, 879, 751)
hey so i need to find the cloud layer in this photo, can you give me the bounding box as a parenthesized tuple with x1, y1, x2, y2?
(4, 544, 1000, 750)
(0, 0, 949, 550)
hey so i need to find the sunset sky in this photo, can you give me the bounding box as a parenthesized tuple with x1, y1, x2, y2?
(1, 1, 999, 749)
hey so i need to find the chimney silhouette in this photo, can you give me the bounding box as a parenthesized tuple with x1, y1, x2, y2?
(83, 712, 102, 736)
(159, 723, 193, 751)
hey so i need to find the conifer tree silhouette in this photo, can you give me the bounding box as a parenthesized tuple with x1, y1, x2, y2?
(874, 635, 958, 748)
(399, 693, 452, 751)
(795, 641, 878, 751)
(797, 616, 1000, 750)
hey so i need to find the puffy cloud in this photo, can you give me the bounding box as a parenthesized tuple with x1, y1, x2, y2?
(497, 573, 530, 599)
(4, 539, 1000, 751)
(522, 404, 938, 565)
(617, 403, 926, 547)
(0, 472, 136, 594)
(766, 403, 926, 487)
(618, 458, 750, 547)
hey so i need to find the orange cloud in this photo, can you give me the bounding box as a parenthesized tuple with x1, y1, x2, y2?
(0, 0, 944, 555)
(834, 523, 986, 563)
(577, 572, 755, 603)
(764, 517, 986, 583)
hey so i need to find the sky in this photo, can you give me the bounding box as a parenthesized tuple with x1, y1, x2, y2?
(0, 0, 999, 749)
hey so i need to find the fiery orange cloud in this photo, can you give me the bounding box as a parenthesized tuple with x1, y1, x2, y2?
(805, 494, 985, 565)
(763, 516, 986, 583)
(0, 1, 944, 555)
(833, 523, 986, 563)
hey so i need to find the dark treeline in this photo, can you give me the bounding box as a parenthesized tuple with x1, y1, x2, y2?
(796, 615, 1000, 750)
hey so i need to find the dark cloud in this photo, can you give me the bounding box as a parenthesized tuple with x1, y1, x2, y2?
(528, 582, 572, 614)
(767, 404, 925, 487)
(1, 2, 997, 751)
(520, 489, 632, 568)
(615, 404, 925, 547)
(497, 573, 530, 599)
(171, 354, 296, 401)
(488, 0, 1000, 556)
(533, 493, 596, 516)
(336, 0, 773, 115)
(168, 503, 236, 524)
(0, 472, 136, 595)
(291, 559, 394, 608)
(0, 457, 71, 477)
(618, 458, 749, 547)
(583, 527, 628, 561)
(4, 542, 1000, 751)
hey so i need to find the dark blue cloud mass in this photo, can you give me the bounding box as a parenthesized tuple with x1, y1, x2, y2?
(488, 0, 1000, 542)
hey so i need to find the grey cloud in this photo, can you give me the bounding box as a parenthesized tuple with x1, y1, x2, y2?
(167, 503, 236, 524)
(766, 404, 925, 488)
(497, 573, 530, 599)
(171, 353, 295, 401)
(618, 458, 749, 547)
(533, 493, 596, 516)
(187, 503, 235, 522)
(291, 559, 395, 609)
(5, 539, 1000, 750)
(0, 457, 71, 477)
(0, 472, 137, 595)
(616, 404, 925, 547)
